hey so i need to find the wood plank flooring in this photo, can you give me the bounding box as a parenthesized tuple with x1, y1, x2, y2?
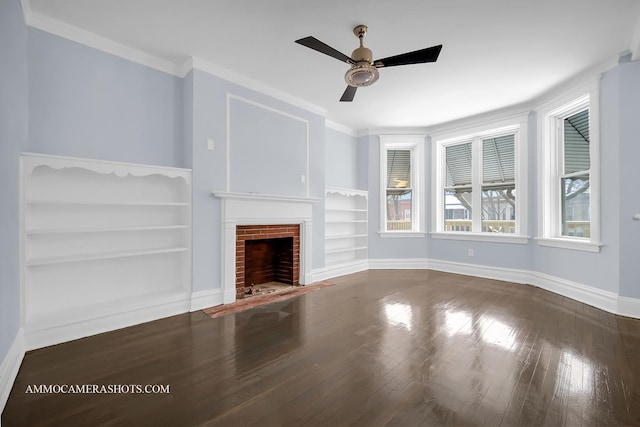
(3, 270, 640, 426)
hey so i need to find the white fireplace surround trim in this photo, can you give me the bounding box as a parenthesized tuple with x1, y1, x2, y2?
(213, 192, 320, 303)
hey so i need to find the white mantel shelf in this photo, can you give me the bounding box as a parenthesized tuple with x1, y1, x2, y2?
(212, 192, 320, 203)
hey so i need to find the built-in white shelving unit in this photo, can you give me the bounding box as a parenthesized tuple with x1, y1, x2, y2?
(324, 187, 368, 267)
(21, 153, 192, 350)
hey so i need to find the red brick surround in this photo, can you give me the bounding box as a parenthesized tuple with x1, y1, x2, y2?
(235, 224, 300, 299)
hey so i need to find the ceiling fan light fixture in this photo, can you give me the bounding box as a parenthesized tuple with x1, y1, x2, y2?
(345, 62, 379, 87)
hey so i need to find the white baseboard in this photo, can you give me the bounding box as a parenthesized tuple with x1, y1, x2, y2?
(428, 259, 530, 284)
(312, 260, 369, 282)
(363, 257, 640, 319)
(530, 272, 620, 314)
(190, 289, 223, 311)
(617, 296, 640, 319)
(368, 258, 431, 270)
(25, 291, 192, 351)
(1, 329, 24, 417)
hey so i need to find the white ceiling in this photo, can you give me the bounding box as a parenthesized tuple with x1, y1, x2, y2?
(25, 0, 640, 132)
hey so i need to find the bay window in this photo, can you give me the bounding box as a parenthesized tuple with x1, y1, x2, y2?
(433, 119, 527, 243)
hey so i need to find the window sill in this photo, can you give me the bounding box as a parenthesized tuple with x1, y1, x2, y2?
(535, 237, 602, 253)
(429, 232, 529, 244)
(378, 231, 427, 239)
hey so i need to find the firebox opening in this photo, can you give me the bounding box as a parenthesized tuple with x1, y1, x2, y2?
(244, 237, 295, 297)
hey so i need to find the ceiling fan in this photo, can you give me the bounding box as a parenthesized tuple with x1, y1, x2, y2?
(295, 25, 442, 102)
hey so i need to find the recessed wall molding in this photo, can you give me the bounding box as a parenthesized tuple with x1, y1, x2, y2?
(225, 94, 311, 197)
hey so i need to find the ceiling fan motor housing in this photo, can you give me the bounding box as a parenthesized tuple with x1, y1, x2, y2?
(345, 62, 379, 87)
(345, 24, 378, 87)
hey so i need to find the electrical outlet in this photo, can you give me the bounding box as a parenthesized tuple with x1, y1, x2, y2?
(301, 174, 306, 184)
(207, 138, 215, 150)
(467, 249, 474, 257)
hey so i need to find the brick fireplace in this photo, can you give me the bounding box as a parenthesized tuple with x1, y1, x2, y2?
(235, 224, 300, 299)
(214, 192, 317, 304)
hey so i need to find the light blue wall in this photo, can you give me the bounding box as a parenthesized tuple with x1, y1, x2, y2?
(186, 69, 326, 294)
(183, 71, 194, 169)
(325, 127, 359, 190)
(357, 135, 370, 191)
(0, 0, 28, 368)
(188, 69, 225, 293)
(28, 29, 184, 168)
(617, 60, 640, 298)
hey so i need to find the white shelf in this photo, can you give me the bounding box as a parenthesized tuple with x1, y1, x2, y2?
(26, 225, 189, 235)
(26, 199, 188, 207)
(325, 187, 368, 267)
(27, 246, 189, 266)
(326, 233, 368, 240)
(326, 246, 368, 255)
(21, 153, 192, 349)
(326, 208, 368, 213)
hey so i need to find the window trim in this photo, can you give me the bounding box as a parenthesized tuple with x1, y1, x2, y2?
(379, 135, 425, 237)
(536, 79, 602, 252)
(431, 116, 529, 243)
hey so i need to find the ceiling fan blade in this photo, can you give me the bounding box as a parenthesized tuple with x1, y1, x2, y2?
(340, 86, 357, 102)
(374, 44, 443, 68)
(295, 36, 354, 64)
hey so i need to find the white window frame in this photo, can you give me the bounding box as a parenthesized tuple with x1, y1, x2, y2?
(431, 116, 529, 244)
(379, 135, 425, 238)
(536, 80, 601, 252)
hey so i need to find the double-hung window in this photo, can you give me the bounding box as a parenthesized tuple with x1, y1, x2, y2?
(560, 108, 591, 238)
(380, 135, 425, 236)
(538, 83, 601, 252)
(433, 119, 527, 242)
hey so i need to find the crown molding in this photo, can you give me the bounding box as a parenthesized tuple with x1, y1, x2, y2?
(357, 127, 429, 137)
(631, 15, 640, 61)
(426, 104, 531, 140)
(182, 57, 327, 118)
(325, 120, 357, 136)
(532, 54, 616, 110)
(21, 0, 181, 76)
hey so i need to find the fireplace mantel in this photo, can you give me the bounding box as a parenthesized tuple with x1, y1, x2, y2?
(213, 192, 320, 204)
(213, 191, 319, 303)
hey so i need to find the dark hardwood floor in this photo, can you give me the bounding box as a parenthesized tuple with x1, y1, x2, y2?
(3, 270, 640, 426)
